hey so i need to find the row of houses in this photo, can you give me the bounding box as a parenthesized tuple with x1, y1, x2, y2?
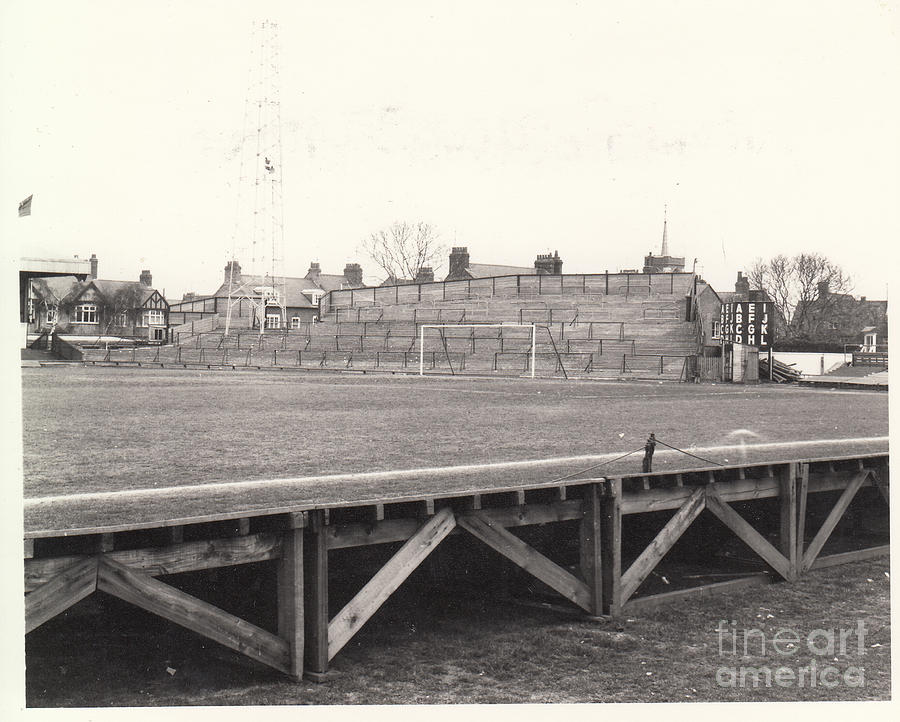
(22, 245, 887, 351)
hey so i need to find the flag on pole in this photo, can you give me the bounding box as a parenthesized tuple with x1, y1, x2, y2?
(18, 194, 33, 217)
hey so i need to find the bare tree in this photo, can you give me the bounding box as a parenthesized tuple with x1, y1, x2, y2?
(360, 222, 445, 283)
(748, 253, 852, 341)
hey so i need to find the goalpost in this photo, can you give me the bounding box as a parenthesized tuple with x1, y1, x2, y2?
(418, 323, 537, 378)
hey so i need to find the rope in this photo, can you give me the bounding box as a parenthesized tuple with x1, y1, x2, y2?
(653, 437, 727, 467)
(548, 446, 646, 484)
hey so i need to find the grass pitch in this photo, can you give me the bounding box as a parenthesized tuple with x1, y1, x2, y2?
(22, 366, 888, 501)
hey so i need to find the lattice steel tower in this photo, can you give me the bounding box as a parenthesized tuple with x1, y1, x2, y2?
(225, 20, 287, 336)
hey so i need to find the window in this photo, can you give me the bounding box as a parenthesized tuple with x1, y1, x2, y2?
(711, 319, 721, 339)
(114, 311, 129, 327)
(291, 317, 301, 329)
(143, 309, 165, 326)
(310, 291, 323, 305)
(46, 306, 58, 324)
(150, 327, 166, 341)
(74, 304, 97, 324)
(27, 299, 35, 323)
(266, 314, 281, 329)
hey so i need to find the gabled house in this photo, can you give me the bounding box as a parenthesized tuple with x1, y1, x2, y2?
(28, 269, 170, 341)
(173, 260, 369, 330)
(802, 281, 888, 350)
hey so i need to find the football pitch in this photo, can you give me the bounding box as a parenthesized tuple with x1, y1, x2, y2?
(22, 366, 887, 526)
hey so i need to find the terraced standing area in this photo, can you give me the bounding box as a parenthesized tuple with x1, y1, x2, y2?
(82, 272, 701, 380)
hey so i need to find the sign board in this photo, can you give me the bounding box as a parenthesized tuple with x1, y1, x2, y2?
(720, 302, 774, 349)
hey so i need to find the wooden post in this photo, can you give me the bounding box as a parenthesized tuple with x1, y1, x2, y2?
(580, 483, 603, 616)
(304, 510, 329, 680)
(796, 462, 809, 571)
(601, 478, 622, 616)
(778, 463, 798, 581)
(278, 526, 305, 679)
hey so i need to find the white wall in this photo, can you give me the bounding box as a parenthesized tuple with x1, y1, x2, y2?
(772, 352, 850, 376)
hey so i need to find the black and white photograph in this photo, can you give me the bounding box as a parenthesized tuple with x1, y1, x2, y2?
(2, 0, 895, 714)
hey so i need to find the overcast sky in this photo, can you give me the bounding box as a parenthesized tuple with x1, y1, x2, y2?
(2, 1, 898, 299)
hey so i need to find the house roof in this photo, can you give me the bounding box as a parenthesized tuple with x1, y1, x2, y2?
(88, 279, 161, 305)
(30, 276, 82, 303)
(212, 274, 319, 309)
(465, 263, 535, 278)
(309, 273, 363, 293)
(717, 291, 745, 304)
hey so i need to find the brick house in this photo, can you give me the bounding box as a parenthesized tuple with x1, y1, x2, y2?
(28, 269, 169, 342)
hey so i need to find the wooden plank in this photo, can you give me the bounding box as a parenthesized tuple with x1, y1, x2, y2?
(796, 463, 809, 570)
(601, 478, 622, 616)
(277, 529, 304, 679)
(25, 534, 283, 593)
(169, 525, 185, 544)
(579, 483, 603, 615)
(620, 487, 706, 603)
(809, 545, 889, 570)
(621, 469, 872, 515)
(97, 556, 291, 674)
(328, 508, 456, 660)
(458, 512, 592, 613)
(325, 500, 584, 550)
(477, 500, 583, 529)
(623, 476, 779, 514)
(25, 557, 98, 634)
(327, 518, 421, 550)
(778, 463, 798, 581)
(623, 574, 773, 613)
(304, 510, 329, 676)
(705, 489, 792, 580)
(801, 471, 870, 572)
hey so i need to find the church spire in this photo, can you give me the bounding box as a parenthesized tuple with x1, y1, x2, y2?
(660, 204, 669, 257)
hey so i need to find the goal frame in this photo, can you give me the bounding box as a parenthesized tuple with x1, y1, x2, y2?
(418, 323, 537, 378)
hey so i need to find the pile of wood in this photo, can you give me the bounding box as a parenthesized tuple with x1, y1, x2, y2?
(759, 357, 802, 383)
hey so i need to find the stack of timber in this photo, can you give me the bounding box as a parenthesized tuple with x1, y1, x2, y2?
(759, 357, 802, 383)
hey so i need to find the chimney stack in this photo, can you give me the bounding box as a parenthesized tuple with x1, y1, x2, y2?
(307, 262, 321, 280)
(415, 266, 435, 283)
(735, 271, 750, 298)
(447, 247, 470, 280)
(343, 262, 363, 287)
(225, 260, 242, 284)
(534, 250, 563, 275)
(89, 253, 98, 280)
(139, 270, 153, 287)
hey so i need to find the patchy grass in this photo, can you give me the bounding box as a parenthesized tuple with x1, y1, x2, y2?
(22, 366, 887, 499)
(26, 558, 890, 705)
